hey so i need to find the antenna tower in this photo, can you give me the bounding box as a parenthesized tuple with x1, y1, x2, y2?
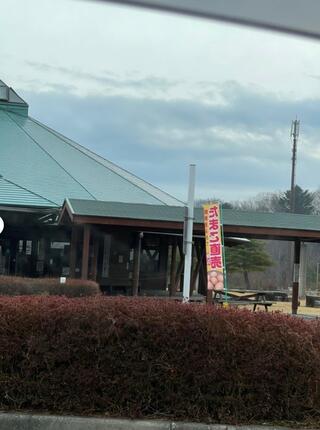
(290, 119, 300, 213)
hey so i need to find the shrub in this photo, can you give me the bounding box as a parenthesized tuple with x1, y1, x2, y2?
(0, 276, 100, 297)
(0, 297, 319, 424)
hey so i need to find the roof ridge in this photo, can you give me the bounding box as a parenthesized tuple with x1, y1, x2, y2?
(1, 177, 59, 207)
(28, 116, 185, 206)
(69, 198, 184, 208)
(5, 112, 97, 201)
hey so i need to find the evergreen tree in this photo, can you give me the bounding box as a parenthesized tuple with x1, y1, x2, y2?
(226, 240, 274, 289)
(276, 185, 314, 214)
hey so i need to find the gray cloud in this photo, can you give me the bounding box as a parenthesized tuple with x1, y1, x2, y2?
(26, 61, 177, 92)
(21, 82, 320, 201)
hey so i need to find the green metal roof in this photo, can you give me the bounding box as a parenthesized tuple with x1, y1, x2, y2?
(66, 198, 320, 232)
(67, 199, 187, 221)
(222, 209, 320, 231)
(0, 81, 183, 209)
(0, 177, 56, 208)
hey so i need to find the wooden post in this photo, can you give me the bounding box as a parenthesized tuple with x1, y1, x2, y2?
(197, 241, 211, 303)
(31, 239, 38, 275)
(194, 241, 207, 298)
(81, 225, 90, 280)
(70, 226, 78, 278)
(292, 239, 301, 315)
(190, 242, 203, 296)
(44, 237, 51, 277)
(174, 243, 184, 292)
(159, 237, 168, 290)
(132, 232, 143, 296)
(169, 239, 177, 296)
(299, 242, 307, 298)
(91, 236, 99, 281)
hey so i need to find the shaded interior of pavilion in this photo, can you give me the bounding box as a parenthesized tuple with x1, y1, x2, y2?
(59, 199, 320, 312)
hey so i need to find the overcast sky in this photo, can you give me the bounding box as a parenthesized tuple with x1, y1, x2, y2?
(2, 0, 320, 203)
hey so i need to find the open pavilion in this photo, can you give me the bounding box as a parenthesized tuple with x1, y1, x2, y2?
(1, 79, 320, 312)
(60, 199, 320, 312)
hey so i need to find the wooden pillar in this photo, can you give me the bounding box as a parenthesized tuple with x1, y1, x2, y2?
(81, 225, 90, 280)
(132, 232, 143, 296)
(44, 237, 51, 277)
(299, 242, 307, 298)
(9, 238, 18, 276)
(169, 239, 178, 296)
(91, 236, 99, 282)
(197, 242, 211, 304)
(191, 242, 203, 296)
(292, 239, 301, 315)
(194, 240, 208, 299)
(36, 237, 46, 277)
(159, 237, 168, 290)
(69, 226, 79, 278)
(31, 239, 38, 275)
(175, 259, 184, 291)
(159, 237, 167, 272)
(174, 243, 184, 292)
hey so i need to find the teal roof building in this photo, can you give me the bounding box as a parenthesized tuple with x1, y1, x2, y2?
(0, 80, 183, 209)
(0, 80, 199, 294)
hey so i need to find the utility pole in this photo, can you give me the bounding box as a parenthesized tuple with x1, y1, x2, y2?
(290, 119, 300, 213)
(289, 119, 300, 314)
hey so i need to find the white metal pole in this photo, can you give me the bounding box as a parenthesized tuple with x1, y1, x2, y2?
(183, 164, 196, 302)
(317, 262, 319, 292)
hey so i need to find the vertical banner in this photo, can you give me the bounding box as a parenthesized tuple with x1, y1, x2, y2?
(203, 203, 226, 294)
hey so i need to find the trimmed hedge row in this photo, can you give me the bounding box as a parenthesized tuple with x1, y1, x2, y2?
(0, 296, 319, 424)
(0, 276, 100, 297)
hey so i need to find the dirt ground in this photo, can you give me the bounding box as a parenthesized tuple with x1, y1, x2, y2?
(227, 292, 320, 316)
(270, 299, 320, 316)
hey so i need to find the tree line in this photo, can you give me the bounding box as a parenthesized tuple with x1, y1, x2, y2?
(197, 184, 317, 215)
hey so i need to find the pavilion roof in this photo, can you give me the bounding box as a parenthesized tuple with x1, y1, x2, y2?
(0, 81, 183, 209)
(62, 198, 320, 240)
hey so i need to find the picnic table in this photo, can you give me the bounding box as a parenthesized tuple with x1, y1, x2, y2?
(213, 290, 273, 311)
(230, 289, 289, 302)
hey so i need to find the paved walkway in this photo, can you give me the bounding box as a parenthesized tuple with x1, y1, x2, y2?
(0, 413, 316, 430)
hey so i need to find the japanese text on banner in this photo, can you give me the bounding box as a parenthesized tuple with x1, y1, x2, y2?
(203, 203, 225, 291)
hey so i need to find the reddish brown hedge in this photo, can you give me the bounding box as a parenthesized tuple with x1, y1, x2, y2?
(0, 276, 100, 297)
(0, 296, 319, 424)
